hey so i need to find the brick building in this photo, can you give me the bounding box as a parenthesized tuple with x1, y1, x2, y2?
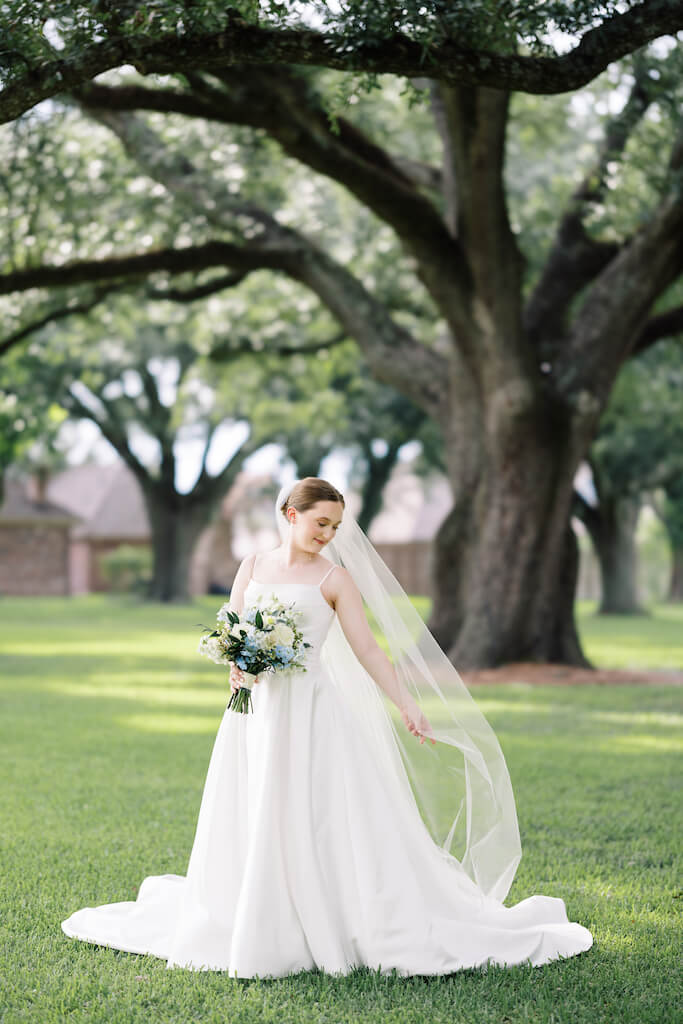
(0, 478, 80, 596)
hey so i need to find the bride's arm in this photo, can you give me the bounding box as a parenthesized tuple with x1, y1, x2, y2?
(226, 553, 257, 692)
(228, 553, 257, 615)
(330, 567, 435, 745)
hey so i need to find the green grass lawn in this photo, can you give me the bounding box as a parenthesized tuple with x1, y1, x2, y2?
(0, 595, 681, 1023)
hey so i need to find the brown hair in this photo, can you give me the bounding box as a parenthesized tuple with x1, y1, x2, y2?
(279, 477, 345, 520)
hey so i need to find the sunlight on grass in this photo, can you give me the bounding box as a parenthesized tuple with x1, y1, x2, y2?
(44, 681, 226, 708)
(116, 713, 222, 735)
(597, 734, 682, 753)
(2, 637, 200, 658)
(589, 710, 683, 727)
(576, 601, 683, 669)
(465, 699, 554, 716)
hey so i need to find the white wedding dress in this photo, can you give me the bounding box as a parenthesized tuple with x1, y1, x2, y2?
(62, 573, 593, 977)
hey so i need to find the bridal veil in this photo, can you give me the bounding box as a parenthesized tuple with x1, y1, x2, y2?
(274, 482, 521, 904)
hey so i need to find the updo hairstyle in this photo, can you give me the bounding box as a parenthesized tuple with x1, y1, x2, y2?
(279, 478, 345, 522)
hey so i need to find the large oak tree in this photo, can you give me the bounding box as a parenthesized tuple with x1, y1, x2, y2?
(2, 5, 682, 664)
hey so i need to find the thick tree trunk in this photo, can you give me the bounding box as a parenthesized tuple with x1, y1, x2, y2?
(582, 494, 645, 614)
(357, 444, 401, 534)
(658, 480, 683, 603)
(144, 490, 214, 602)
(667, 544, 683, 602)
(429, 385, 593, 668)
(595, 496, 644, 613)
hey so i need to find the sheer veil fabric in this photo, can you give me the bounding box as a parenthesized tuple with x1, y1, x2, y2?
(275, 483, 522, 904)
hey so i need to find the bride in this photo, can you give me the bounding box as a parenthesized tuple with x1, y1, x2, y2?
(62, 476, 593, 977)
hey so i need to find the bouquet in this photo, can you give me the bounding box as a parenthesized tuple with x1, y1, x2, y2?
(198, 595, 311, 713)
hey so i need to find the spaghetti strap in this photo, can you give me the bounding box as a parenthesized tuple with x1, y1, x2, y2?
(318, 564, 337, 588)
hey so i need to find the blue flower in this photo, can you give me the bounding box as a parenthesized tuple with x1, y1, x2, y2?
(274, 644, 294, 664)
(235, 656, 248, 670)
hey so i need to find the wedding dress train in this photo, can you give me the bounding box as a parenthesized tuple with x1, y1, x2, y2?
(62, 577, 593, 977)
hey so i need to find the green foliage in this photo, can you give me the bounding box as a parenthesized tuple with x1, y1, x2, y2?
(593, 338, 683, 497)
(98, 544, 153, 593)
(0, 88, 441, 490)
(0, 348, 68, 485)
(0, 0, 654, 94)
(508, 50, 683, 287)
(0, 7, 680, 534)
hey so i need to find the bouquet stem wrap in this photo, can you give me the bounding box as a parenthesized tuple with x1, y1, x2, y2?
(227, 672, 257, 714)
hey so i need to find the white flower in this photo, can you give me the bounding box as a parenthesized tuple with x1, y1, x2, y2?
(199, 635, 229, 665)
(229, 620, 247, 638)
(272, 623, 294, 646)
(216, 603, 231, 622)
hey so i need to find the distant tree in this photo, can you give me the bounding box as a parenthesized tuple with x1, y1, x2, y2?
(5, 287, 358, 600)
(573, 338, 683, 613)
(652, 475, 683, 602)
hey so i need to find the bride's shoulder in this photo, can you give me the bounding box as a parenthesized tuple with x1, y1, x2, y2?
(325, 564, 355, 592)
(239, 547, 278, 567)
(235, 549, 270, 578)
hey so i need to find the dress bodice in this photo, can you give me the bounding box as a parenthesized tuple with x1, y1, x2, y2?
(244, 579, 335, 670)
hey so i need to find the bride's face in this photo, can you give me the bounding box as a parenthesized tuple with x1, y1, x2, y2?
(287, 500, 343, 553)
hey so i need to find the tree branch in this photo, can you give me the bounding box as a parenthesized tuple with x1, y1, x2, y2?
(429, 82, 525, 372)
(138, 362, 171, 442)
(631, 305, 683, 355)
(81, 104, 291, 241)
(525, 59, 657, 351)
(565, 198, 683, 401)
(0, 289, 113, 357)
(0, 240, 296, 295)
(209, 330, 349, 363)
(0, 240, 446, 415)
(3, 1, 683, 123)
(571, 487, 602, 538)
(145, 270, 248, 302)
(75, 77, 445, 195)
(61, 385, 149, 482)
(196, 418, 220, 484)
(389, 155, 443, 194)
(191, 428, 262, 505)
(78, 108, 451, 412)
(77, 74, 473, 335)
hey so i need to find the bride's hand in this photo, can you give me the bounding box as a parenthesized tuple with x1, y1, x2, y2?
(400, 698, 436, 746)
(229, 663, 244, 695)
(229, 663, 260, 694)
(229, 663, 256, 693)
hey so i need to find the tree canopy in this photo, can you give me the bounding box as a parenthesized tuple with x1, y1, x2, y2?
(1, 5, 682, 660)
(1, 1, 683, 125)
